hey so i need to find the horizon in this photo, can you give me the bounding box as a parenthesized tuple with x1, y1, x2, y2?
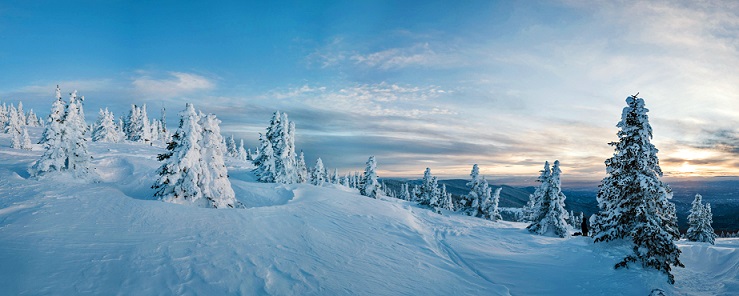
(2, 1, 738, 179)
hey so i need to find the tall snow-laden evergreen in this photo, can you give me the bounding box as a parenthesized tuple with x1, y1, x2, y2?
(26, 109, 39, 127)
(527, 160, 568, 237)
(33, 92, 67, 175)
(311, 158, 326, 186)
(464, 164, 492, 217)
(590, 95, 683, 284)
(438, 184, 455, 212)
(237, 139, 248, 161)
(295, 151, 308, 183)
(226, 135, 238, 158)
(198, 114, 239, 208)
(360, 156, 379, 198)
(482, 187, 503, 221)
(92, 108, 123, 142)
(685, 194, 716, 244)
(20, 127, 32, 150)
(253, 133, 276, 183)
(418, 168, 441, 207)
(152, 103, 206, 206)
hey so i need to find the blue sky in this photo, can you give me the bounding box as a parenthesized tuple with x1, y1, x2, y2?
(2, 0, 739, 181)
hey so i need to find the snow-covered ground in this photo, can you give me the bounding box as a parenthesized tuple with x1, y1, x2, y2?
(1, 128, 737, 295)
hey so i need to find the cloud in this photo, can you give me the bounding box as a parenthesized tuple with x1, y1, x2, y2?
(132, 71, 215, 98)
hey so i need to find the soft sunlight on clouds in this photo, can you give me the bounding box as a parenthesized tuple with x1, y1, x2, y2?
(3, 0, 739, 181)
(132, 71, 215, 98)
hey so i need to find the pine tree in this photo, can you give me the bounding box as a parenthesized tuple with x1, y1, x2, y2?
(438, 184, 455, 212)
(311, 158, 326, 186)
(686, 194, 716, 244)
(590, 95, 683, 284)
(226, 135, 238, 157)
(153, 103, 206, 206)
(360, 156, 379, 198)
(464, 164, 492, 217)
(62, 95, 93, 178)
(237, 139, 248, 161)
(26, 109, 39, 127)
(20, 127, 32, 150)
(92, 108, 123, 142)
(482, 187, 503, 221)
(296, 151, 308, 183)
(198, 114, 239, 208)
(32, 92, 67, 175)
(253, 133, 276, 183)
(16, 101, 26, 126)
(527, 160, 568, 237)
(418, 168, 441, 207)
(4, 105, 21, 135)
(399, 183, 410, 201)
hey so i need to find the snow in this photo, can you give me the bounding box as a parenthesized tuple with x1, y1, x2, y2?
(1, 127, 738, 295)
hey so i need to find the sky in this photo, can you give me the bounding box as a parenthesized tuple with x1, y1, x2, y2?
(1, 0, 739, 182)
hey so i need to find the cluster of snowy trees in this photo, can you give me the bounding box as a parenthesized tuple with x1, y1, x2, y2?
(523, 160, 570, 238)
(91, 104, 170, 144)
(718, 231, 739, 238)
(152, 103, 241, 209)
(589, 95, 683, 284)
(251, 111, 378, 196)
(1, 100, 42, 150)
(686, 194, 717, 244)
(31, 87, 93, 178)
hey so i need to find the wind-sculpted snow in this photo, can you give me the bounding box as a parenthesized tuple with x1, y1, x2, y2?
(0, 129, 738, 295)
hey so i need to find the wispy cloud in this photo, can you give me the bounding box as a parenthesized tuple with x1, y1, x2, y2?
(132, 71, 215, 98)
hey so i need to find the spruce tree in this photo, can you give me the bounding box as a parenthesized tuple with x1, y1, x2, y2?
(482, 187, 503, 221)
(399, 183, 410, 201)
(237, 139, 248, 161)
(419, 168, 441, 207)
(61, 94, 93, 178)
(253, 133, 276, 183)
(20, 127, 32, 150)
(198, 114, 239, 208)
(590, 95, 683, 284)
(153, 103, 206, 206)
(296, 151, 308, 183)
(527, 160, 568, 237)
(360, 156, 379, 198)
(311, 158, 326, 186)
(686, 194, 716, 244)
(226, 135, 238, 157)
(92, 108, 123, 142)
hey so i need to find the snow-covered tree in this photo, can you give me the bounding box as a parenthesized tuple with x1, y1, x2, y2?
(418, 168, 441, 208)
(296, 151, 308, 183)
(26, 109, 39, 127)
(360, 156, 379, 198)
(464, 164, 495, 217)
(198, 113, 239, 208)
(226, 135, 238, 157)
(153, 103, 206, 206)
(19, 127, 32, 150)
(311, 158, 326, 186)
(16, 101, 26, 126)
(237, 139, 248, 161)
(92, 108, 123, 142)
(62, 95, 93, 178)
(438, 184, 455, 212)
(253, 133, 276, 183)
(399, 183, 410, 201)
(482, 187, 503, 221)
(590, 95, 683, 284)
(4, 105, 21, 135)
(685, 194, 716, 244)
(527, 160, 568, 237)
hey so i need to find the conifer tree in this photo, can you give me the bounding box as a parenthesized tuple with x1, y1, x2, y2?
(296, 151, 308, 183)
(92, 108, 123, 142)
(153, 103, 206, 206)
(198, 114, 239, 208)
(399, 183, 410, 201)
(253, 133, 276, 183)
(527, 160, 568, 237)
(237, 139, 248, 161)
(418, 168, 441, 207)
(590, 95, 683, 284)
(686, 194, 717, 244)
(482, 187, 503, 221)
(19, 127, 32, 150)
(438, 184, 455, 212)
(226, 135, 238, 157)
(4, 105, 21, 135)
(26, 109, 39, 127)
(360, 156, 379, 198)
(311, 158, 326, 186)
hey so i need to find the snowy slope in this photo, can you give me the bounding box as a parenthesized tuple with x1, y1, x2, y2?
(1, 129, 738, 295)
